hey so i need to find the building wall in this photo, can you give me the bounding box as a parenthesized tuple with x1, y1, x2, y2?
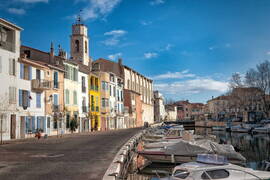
(78, 71, 90, 132)
(89, 73, 100, 131)
(99, 72, 110, 131)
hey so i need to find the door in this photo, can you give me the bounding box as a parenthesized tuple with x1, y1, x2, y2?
(20, 116, 25, 138)
(36, 69, 41, 80)
(10, 114, 16, 139)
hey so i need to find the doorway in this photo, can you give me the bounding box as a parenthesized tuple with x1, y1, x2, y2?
(10, 114, 16, 139)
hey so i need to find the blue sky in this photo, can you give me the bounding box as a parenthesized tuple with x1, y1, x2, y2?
(1, 0, 270, 103)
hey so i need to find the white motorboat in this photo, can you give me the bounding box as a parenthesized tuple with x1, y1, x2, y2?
(168, 154, 270, 180)
(253, 124, 270, 134)
(138, 139, 246, 165)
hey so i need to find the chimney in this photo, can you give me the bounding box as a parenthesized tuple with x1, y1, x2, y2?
(49, 42, 54, 64)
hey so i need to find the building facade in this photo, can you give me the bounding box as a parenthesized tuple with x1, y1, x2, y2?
(89, 73, 100, 131)
(0, 18, 22, 141)
(153, 91, 166, 123)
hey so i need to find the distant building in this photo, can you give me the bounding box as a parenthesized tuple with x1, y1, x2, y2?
(174, 100, 190, 120)
(153, 91, 166, 122)
(165, 104, 177, 121)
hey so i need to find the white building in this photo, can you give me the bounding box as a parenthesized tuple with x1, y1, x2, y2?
(69, 17, 91, 133)
(17, 57, 46, 138)
(154, 91, 166, 123)
(0, 18, 22, 141)
(115, 75, 124, 129)
(165, 105, 177, 121)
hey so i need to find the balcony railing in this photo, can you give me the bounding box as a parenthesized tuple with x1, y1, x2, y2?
(82, 106, 87, 113)
(0, 41, 15, 52)
(31, 79, 51, 91)
(52, 105, 60, 112)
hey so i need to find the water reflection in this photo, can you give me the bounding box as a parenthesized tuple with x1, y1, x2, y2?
(127, 128, 270, 180)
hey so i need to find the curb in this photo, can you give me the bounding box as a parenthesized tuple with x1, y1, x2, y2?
(102, 131, 145, 180)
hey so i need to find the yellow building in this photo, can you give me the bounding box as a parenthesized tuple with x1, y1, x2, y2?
(89, 73, 101, 131)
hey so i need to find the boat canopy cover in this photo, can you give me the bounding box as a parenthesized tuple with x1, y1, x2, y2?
(196, 154, 228, 165)
(165, 139, 246, 162)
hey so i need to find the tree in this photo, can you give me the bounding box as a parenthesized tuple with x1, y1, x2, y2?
(229, 73, 243, 89)
(242, 60, 270, 118)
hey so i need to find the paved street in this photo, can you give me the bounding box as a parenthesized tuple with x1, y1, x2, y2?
(0, 128, 141, 180)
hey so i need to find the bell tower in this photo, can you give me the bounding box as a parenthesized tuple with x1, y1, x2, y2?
(70, 14, 90, 66)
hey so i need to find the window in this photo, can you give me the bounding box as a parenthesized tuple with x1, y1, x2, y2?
(53, 71, 58, 88)
(36, 93, 41, 108)
(9, 58, 16, 76)
(73, 68, 78, 81)
(66, 113, 70, 128)
(19, 89, 30, 108)
(201, 169, 230, 180)
(9, 86, 16, 104)
(24, 50, 31, 58)
(173, 170, 190, 179)
(82, 76, 86, 92)
(85, 41, 87, 53)
(102, 98, 108, 108)
(73, 91, 77, 105)
(47, 117, 50, 128)
(36, 69, 41, 80)
(65, 89, 70, 104)
(53, 94, 58, 105)
(20, 64, 31, 80)
(113, 86, 116, 97)
(75, 40, 79, 52)
(110, 74, 115, 82)
(109, 85, 112, 96)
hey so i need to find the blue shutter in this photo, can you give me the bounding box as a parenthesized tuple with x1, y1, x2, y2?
(28, 66, 32, 80)
(37, 117, 40, 129)
(36, 93, 41, 108)
(54, 94, 58, 105)
(19, 89, 22, 106)
(27, 91, 30, 107)
(25, 117, 28, 133)
(20, 63, 24, 79)
(32, 116, 35, 132)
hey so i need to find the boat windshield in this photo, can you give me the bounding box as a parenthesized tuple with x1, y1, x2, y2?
(173, 169, 190, 179)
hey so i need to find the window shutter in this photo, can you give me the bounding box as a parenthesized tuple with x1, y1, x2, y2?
(19, 89, 22, 106)
(9, 58, 12, 75)
(20, 63, 24, 79)
(36, 93, 41, 108)
(32, 116, 35, 131)
(27, 91, 30, 107)
(54, 94, 58, 105)
(28, 66, 32, 80)
(13, 59, 16, 76)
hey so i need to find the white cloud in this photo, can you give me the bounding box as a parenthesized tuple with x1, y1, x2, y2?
(154, 78, 229, 95)
(144, 52, 158, 59)
(17, 0, 48, 3)
(104, 30, 126, 36)
(165, 44, 172, 51)
(103, 29, 127, 46)
(150, 0, 165, 5)
(81, 0, 121, 20)
(152, 70, 195, 80)
(141, 20, 152, 26)
(7, 8, 26, 15)
(108, 52, 122, 60)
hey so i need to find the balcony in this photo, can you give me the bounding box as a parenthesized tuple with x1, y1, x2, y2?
(31, 79, 51, 92)
(52, 105, 60, 112)
(82, 106, 87, 113)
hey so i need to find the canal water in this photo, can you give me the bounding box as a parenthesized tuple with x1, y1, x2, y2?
(127, 127, 270, 180)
